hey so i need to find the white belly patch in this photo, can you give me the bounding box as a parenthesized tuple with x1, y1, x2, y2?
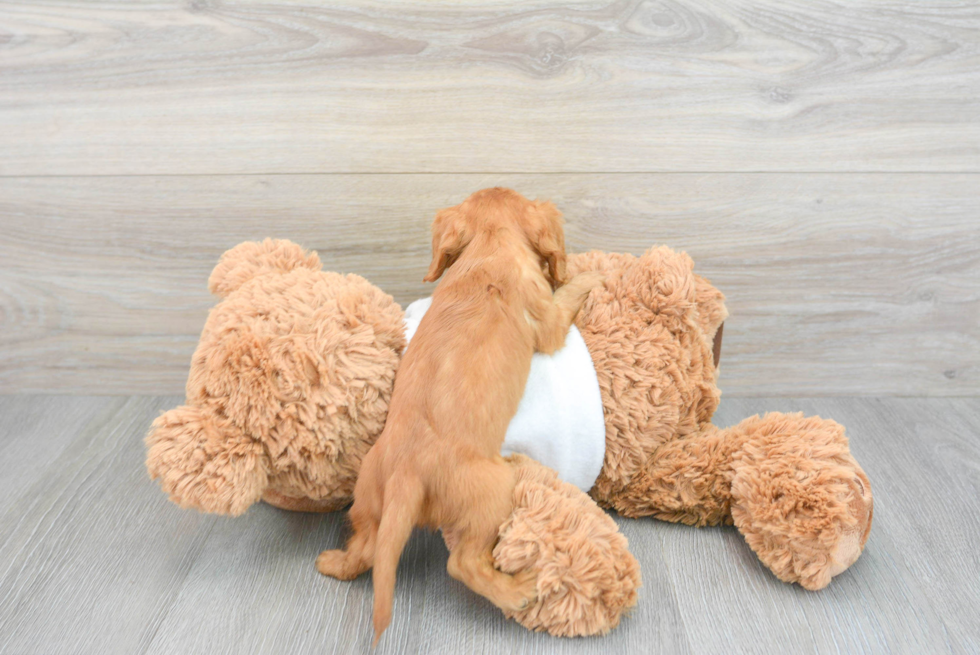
(402, 297, 606, 492)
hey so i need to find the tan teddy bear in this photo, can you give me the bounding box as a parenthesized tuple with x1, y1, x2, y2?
(147, 236, 872, 632)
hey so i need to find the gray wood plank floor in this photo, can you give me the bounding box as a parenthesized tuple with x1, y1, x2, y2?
(0, 396, 977, 654)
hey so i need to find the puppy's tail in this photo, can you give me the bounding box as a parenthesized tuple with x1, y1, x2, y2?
(372, 473, 424, 647)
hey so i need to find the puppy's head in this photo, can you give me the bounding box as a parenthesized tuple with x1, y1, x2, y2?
(424, 188, 567, 288)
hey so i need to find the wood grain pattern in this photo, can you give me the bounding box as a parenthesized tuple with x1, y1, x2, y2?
(1, 173, 976, 395)
(0, 396, 977, 653)
(0, 396, 116, 518)
(1, 3, 975, 651)
(705, 398, 980, 654)
(1, 1, 978, 175)
(0, 396, 218, 654)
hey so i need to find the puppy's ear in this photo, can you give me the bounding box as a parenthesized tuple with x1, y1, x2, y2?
(527, 201, 567, 288)
(424, 206, 469, 282)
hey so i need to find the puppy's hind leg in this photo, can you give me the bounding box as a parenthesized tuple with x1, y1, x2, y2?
(316, 499, 378, 581)
(317, 453, 383, 581)
(447, 537, 538, 613)
(445, 460, 537, 612)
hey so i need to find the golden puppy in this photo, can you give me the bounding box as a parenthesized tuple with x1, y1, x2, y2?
(316, 188, 604, 644)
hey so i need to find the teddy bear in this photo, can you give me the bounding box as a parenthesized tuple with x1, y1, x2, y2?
(146, 236, 873, 629)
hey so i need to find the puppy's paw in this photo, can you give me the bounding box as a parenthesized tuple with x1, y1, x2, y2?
(315, 549, 348, 579)
(568, 270, 606, 294)
(556, 271, 606, 312)
(507, 568, 539, 613)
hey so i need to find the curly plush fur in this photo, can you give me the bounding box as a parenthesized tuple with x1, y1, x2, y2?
(491, 454, 641, 636)
(146, 239, 406, 515)
(568, 247, 873, 590)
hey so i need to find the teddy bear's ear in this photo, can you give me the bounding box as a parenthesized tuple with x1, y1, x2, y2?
(208, 238, 322, 298)
(146, 404, 269, 516)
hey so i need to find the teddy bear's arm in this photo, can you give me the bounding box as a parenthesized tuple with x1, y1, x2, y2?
(146, 404, 269, 516)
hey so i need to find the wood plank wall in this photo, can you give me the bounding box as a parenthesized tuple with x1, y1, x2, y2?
(1, 1, 978, 395)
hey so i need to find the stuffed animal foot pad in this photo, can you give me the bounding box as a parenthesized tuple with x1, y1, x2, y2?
(729, 412, 873, 590)
(489, 455, 641, 637)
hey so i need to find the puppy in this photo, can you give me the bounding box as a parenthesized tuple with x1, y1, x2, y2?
(316, 188, 604, 645)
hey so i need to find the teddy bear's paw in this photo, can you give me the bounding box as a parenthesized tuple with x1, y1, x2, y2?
(827, 462, 874, 583)
(493, 454, 641, 637)
(735, 475, 872, 591)
(145, 404, 269, 516)
(728, 412, 873, 590)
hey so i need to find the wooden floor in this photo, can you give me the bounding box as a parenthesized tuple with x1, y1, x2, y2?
(0, 395, 977, 654)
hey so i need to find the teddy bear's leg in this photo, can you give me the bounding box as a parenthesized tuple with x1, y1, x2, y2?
(727, 413, 873, 590)
(605, 413, 872, 589)
(145, 404, 269, 516)
(493, 454, 641, 637)
(602, 423, 743, 526)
